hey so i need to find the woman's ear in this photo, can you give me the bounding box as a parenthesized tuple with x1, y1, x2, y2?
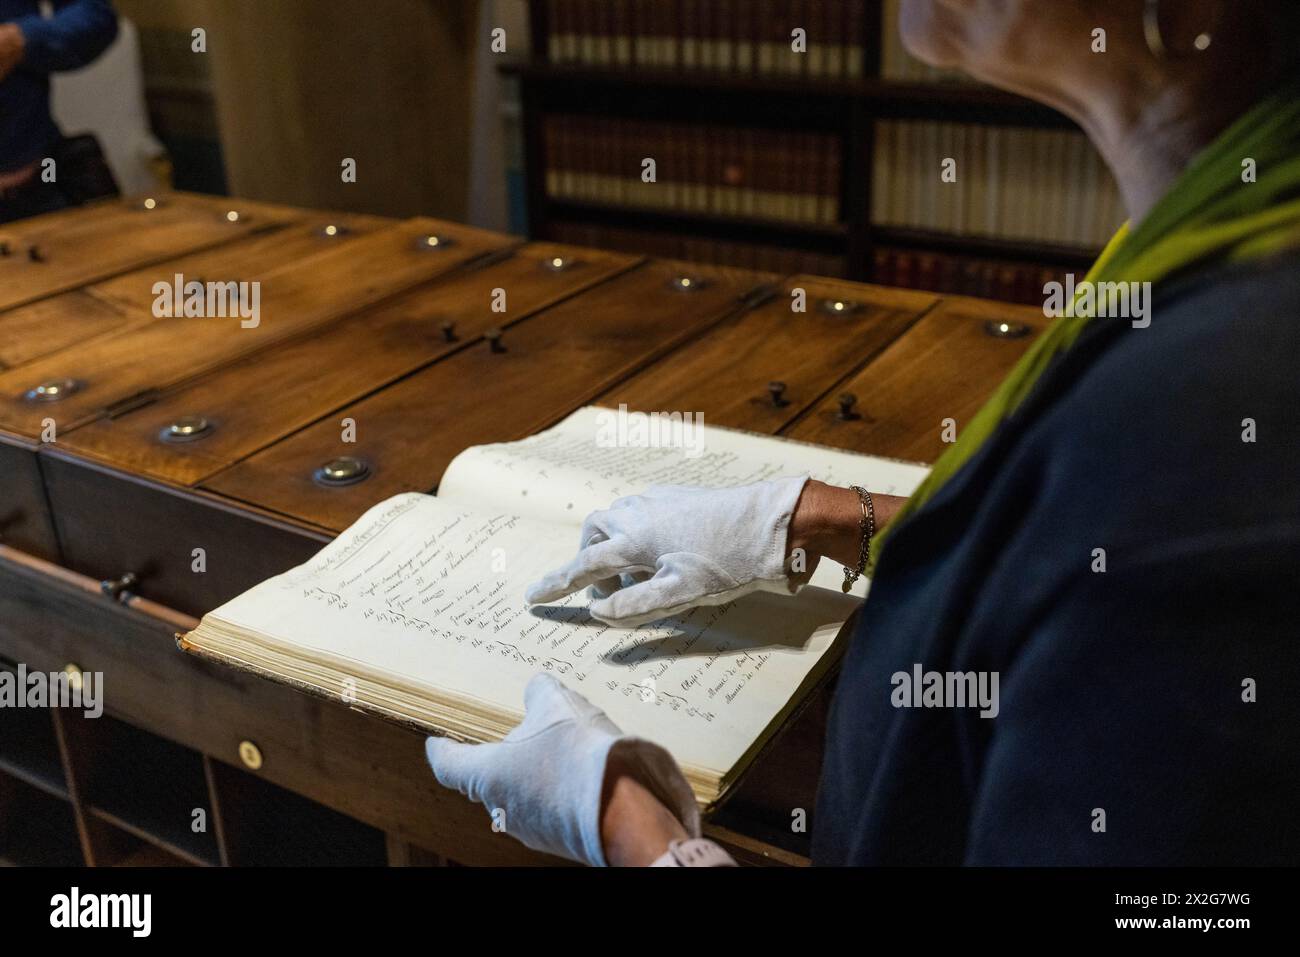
(1144, 0, 1224, 59)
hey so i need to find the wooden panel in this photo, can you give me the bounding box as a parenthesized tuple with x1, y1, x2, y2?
(38, 451, 327, 616)
(599, 276, 937, 431)
(0, 292, 126, 372)
(0, 218, 515, 439)
(0, 213, 392, 372)
(0, 433, 59, 561)
(83, 211, 394, 317)
(204, 260, 775, 531)
(783, 296, 1047, 461)
(0, 192, 301, 312)
(55, 243, 640, 487)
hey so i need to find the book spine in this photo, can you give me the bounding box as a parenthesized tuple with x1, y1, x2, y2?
(680, 0, 699, 70)
(733, 0, 754, 73)
(575, 0, 594, 64)
(543, 114, 560, 199)
(611, 0, 633, 66)
(598, 0, 615, 66)
(716, 0, 735, 72)
(544, 0, 559, 61)
(821, 131, 840, 224)
(632, 0, 650, 65)
(845, 0, 864, 79)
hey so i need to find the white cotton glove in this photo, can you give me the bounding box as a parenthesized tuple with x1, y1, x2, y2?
(525, 475, 813, 627)
(425, 673, 700, 867)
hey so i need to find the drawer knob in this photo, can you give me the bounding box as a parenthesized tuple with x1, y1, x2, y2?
(668, 274, 706, 293)
(314, 456, 370, 487)
(984, 319, 1031, 339)
(1, 241, 12, 256)
(485, 328, 506, 353)
(837, 393, 861, 421)
(440, 320, 458, 343)
(767, 380, 790, 408)
(160, 414, 213, 443)
(27, 245, 44, 263)
(238, 740, 264, 771)
(100, 571, 139, 601)
(24, 378, 79, 402)
(136, 196, 161, 211)
(62, 663, 85, 695)
(820, 298, 861, 316)
(224, 209, 242, 223)
(319, 223, 348, 238)
(417, 233, 454, 251)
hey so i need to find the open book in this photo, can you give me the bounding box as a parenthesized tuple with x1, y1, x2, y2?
(182, 407, 929, 808)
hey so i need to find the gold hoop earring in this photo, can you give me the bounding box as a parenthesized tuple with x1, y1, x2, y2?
(1144, 0, 1214, 59)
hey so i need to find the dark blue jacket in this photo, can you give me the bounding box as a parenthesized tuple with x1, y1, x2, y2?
(813, 252, 1300, 865)
(1, 0, 118, 173)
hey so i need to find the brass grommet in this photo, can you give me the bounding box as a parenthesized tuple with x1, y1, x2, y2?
(416, 234, 456, 251)
(159, 415, 213, 443)
(820, 298, 862, 316)
(238, 740, 264, 771)
(314, 456, 370, 487)
(24, 378, 79, 402)
(668, 275, 707, 293)
(984, 319, 1031, 339)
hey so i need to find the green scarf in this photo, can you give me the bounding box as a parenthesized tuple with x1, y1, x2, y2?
(870, 76, 1300, 570)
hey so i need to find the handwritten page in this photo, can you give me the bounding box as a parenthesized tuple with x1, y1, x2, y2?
(437, 406, 931, 593)
(206, 493, 859, 780)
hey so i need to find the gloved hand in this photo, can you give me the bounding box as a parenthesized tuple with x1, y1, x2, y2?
(425, 673, 700, 866)
(525, 475, 813, 627)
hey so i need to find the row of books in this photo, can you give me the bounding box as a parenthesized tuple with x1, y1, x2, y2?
(543, 114, 842, 226)
(542, 0, 868, 79)
(873, 247, 1068, 306)
(548, 220, 847, 278)
(871, 121, 1123, 249)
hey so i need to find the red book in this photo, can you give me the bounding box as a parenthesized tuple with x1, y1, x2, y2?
(937, 254, 961, 293)
(894, 250, 917, 288)
(916, 253, 941, 291)
(873, 247, 896, 285)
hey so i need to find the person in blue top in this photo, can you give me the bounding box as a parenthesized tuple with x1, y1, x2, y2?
(0, 0, 117, 223)
(423, 0, 1300, 867)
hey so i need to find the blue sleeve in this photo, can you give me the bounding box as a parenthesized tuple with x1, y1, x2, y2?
(13, 0, 118, 73)
(962, 531, 1300, 866)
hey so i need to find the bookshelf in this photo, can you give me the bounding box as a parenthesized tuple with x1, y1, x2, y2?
(506, 0, 1106, 302)
(0, 658, 390, 867)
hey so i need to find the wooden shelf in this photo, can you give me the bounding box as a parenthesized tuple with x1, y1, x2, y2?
(63, 713, 222, 866)
(0, 668, 69, 799)
(501, 60, 1076, 129)
(872, 226, 1100, 269)
(0, 770, 84, 867)
(511, 1, 1096, 287)
(546, 199, 848, 251)
(208, 761, 388, 867)
(86, 805, 216, 867)
(104, 841, 198, 868)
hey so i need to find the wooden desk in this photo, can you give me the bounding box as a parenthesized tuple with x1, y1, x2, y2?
(0, 193, 1042, 867)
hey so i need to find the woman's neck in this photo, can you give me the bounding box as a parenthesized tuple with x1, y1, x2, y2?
(1073, 81, 1251, 224)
